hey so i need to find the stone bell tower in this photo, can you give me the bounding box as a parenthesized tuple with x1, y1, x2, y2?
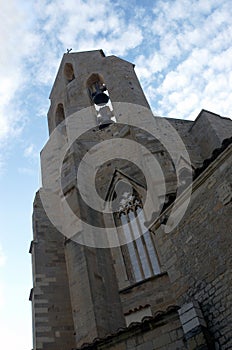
(47, 49, 150, 133)
(30, 50, 159, 350)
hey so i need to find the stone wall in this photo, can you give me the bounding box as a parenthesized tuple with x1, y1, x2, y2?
(47, 50, 150, 134)
(64, 240, 126, 348)
(189, 110, 232, 160)
(119, 273, 176, 318)
(76, 308, 186, 350)
(152, 145, 232, 349)
(30, 192, 75, 350)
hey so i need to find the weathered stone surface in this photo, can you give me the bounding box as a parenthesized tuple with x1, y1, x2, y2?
(30, 192, 76, 350)
(152, 145, 232, 349)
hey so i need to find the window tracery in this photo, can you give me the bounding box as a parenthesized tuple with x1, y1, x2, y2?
(115, 189, 161, 283)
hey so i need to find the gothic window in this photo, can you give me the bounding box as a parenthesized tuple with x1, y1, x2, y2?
(115, 190, 161, 283)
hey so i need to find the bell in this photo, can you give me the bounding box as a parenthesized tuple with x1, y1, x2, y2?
(93, 92, 109, 106)
(91, 82, 109, 106)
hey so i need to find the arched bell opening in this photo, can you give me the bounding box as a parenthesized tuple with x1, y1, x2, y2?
(86, 73, 109, 106)
(86, 73, 116, 129)
(64, 63, 75, 84)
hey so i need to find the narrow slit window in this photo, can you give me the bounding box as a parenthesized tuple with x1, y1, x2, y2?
(55, 103, 67, 138)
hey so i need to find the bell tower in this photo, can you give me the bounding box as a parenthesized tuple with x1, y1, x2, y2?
(47, 49, 150, 134)
(30, 50, 155, 350)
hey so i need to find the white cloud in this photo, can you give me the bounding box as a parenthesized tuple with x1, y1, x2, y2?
(133, 0, 232, 119)
(34, 0, 143, 57)
(24, 144, 37, 158)
(0, 0, 40, 142)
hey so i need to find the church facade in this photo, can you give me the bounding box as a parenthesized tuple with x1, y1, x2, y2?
(30, 50, 232, 350)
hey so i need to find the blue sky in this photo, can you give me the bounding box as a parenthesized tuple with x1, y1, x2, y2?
(0, 0, 232, 348)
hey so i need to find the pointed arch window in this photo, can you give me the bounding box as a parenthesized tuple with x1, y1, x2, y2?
(64, 63, 75, 84)
(115, 189, 161, 283)
(55, 103, 67, 138)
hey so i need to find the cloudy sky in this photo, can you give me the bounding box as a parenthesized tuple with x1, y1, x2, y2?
(0, 0, 232, 348)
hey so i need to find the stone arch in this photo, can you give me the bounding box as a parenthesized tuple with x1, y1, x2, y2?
(86, 73, 109, 106)
(86, 73, 105, 88)
(106, 170, 161, 285)
(55, 103, 67, 138)
(55, 103, 65, 126)
(64, 62, 75, 83)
